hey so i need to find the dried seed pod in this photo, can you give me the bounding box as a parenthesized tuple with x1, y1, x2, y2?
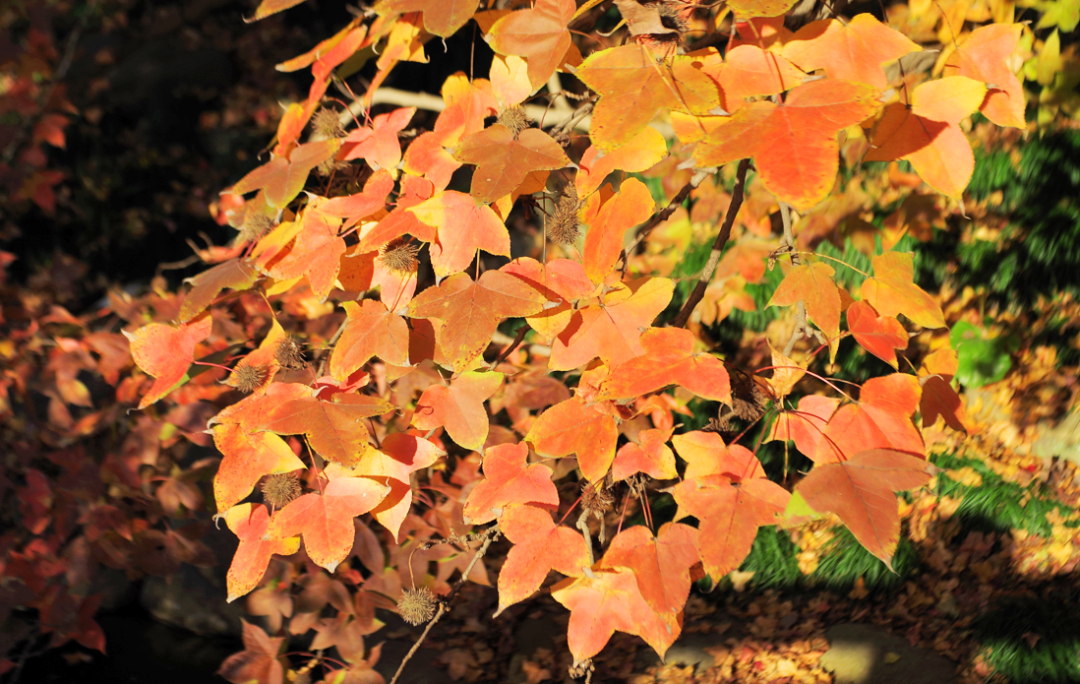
(398, 587, 438, 626)
(261, 472, 302, 508)
(379, 238, 421, 274)
(548, 186, 581, 246)
(237, 212, 273, 245)
(581, 479, 614, 518)
(275, 335, 307, 370)
(311, 107, 346, 139)
(232, 362, 270, 394)
(496, 104, 530, 137)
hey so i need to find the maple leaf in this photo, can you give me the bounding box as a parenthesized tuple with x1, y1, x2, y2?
(230, 139, 342, 208)
(264, 207, 345, 301)
(943, 24, 1026, 129)
(403, 106, 466, 192)
(795, 448, 933, 567)
(341, 108, 415, 175)
(125, 315, 213, 410)
(768, 261, 841, 360)
(767, 394, 840, 462)
(462, 442, 559, 524)
(847, 300, 908, 369)
(576, 127, 669, 196)
(600, 522, 699, 615)
(599, 327, 732, 403)
(454, 124, 571, 203)
(612, 427, 677, 481)
(526, 396, 619, 483)
(225, 316, 288, 395)
(575, 43, 721, 151)
(318, 169, 395, 223)
(179, 259, 259, 323)
(407, 269, 548, 372)
(549, 276, 674, 371)
(223, 503, 301, 602)
(671, 430, 766, 481)
(817, 373, 924, 463)
(268, 476, 390, 572)
(695, 45, 805, 113)
(212, 423, 307, 513)
(582, 178, 655, 284)
(413, 371, 504, 451)
(329, 300, 410, 380)
(217, 620, 287, 684)
(782, 15, 921, 89)
(860, 252, 946, 329)
(670, 473, 790, 581)
(375, 0, 479, 37)
(727, 0, 800, 19)
(351, 433, 444, 538)
(919, 374, 968, 433)
(551, 567, 681, 667)
(501, 257, 596, 343)
(694, 79, 880, 210)
(487, 0, 576, 90)
(495, 504, 590, 616)
(405, 191, 511, 278)
(214, 382, 392, 467)
(864, 76, 987, 200)
(358, 174, 437, 252)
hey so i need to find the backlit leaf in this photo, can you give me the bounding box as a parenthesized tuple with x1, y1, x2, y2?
(462, 442, 559, 524)
(224, 504, 300, 602)
(413, 371, 503, 451)
(599, 327, 732, 403)
(488, 0, 576, 90)
(212, 424, 306, 513)
(860, 252, 946, 329)
(125, 316, 213, 410)
(454, 125, 570, 203)
(495, 505, 589, 616)
(526, 396, 619, 482)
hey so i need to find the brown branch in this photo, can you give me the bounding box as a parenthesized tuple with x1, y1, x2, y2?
(388, 525, 500, 684)
(315, 317, 349, 379)
(491, 324, 528, 368)
(670, 159, 751, 329)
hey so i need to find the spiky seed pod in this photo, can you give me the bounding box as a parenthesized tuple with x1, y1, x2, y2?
(398, 587, 438, 626)
(237, 212, 273, 246)
(379, 238, 421, 274)
(232, 362, 270, 394)
(581, 480, 614, 518)
(261, 472, 302, 508)
(275, 335, 306, 370)
(548, 186, 581, 246)
(311, 107, 346, 139)
(656, 2, 689, 35)
(497, 105, 530, 137)
(729, 366, 767, 421)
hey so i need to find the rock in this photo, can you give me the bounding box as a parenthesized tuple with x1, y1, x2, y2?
(820, 624, 956, 684)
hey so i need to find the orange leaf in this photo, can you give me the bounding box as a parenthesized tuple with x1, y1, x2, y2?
(125, 316, 213, 410)
(407, 269, 548, 372)
(179, 259, 259, 323)
(318, 169, 395, 222)
(697, 45, 805, 113)
(358, 174, 437, 252)
(341, 108, 416, 175)
(694, 80, 880, 210)
(463, 442, 560, 524)
(599, 327, 732, 403)
(670, 474, 790, 581)
(582, 178, 655, 284)
(600, 522, 699, 615)
(612, 427, 677, 481)
(671, 430, 766, 481)
(268, 476, 390, 572)
(488, 0, 576, 90)
(230, 139, 341, 208)
(224, 503, 300, 602)
(212, 424, 306, 513)
(352, 433, 444, 537)
(329, 300, 410, 380)
(818, 373, 924, 463)
(403, 107, 465, 192)
(454, 125, 571, 203)
(550, 276, 673, 371)
(768, 261, 842, 359)
(501, 257, 596, 343)
(264, 207, 345, 301)
(413, 371, 504, 451)
(847, 300, 908, 368)
(526, 396, 619, 482)
(767, 394, 839, 462)
(495, 505, 590, 616)
(795, 449, 933, 568)
(375, 0, 480, 37)
(860, 252, 946, 329)
(406, 191, 511, 278)
(575, 127, 668, 196)
(782, 15, 920, 89)
(944, 24, 1026, 128)
(247, 0, 306, 21)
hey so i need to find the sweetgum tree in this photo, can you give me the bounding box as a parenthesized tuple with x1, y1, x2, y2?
(110, 0, 1039, 680)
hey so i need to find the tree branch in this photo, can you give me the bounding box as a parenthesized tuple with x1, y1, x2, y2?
(670, 159, 751, 329)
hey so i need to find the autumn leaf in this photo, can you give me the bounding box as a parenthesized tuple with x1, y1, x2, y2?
(551, 567, 681, 667)
(920, 374, 968, 433)
(218, 620, 286, 684)
(495, 504, 589, 616)
(375, 0, 480, 37)
(612, 427, 677, 481)
(696, 45, 805, 113)
(487, 0, 576, 90)
(576, 128, 668, 196)
(847, 300, 908, 368)
(501, 257, 596, 343)
(727, 0, 801, 19)
(795, 448, 933, 567)
(407, 268, 548, 372)
(341, 108, 415, 176)
(230, 138, 341, 209)
(694, 79, 880, 210)
(318, 169, 395, 223)
(671, 430, 766, 481)
(125, 315, 213, 410)
(329, 299, 410, 380)
(860, 252, 946, 329)
(358, 174, 437, 252)
(549, 276, 674, 371)
(224, 503, 300, 602)
(599, 327, 732, 403)
(454, 124, 571, 203)
(351, 433, 444, 538)
(406, 191, 511, 278)
(582, 178, 654, 284)
(767, 394, 840, 463)
(462, 442, 560, 524)
(943, 23, 1026, 128)
(403, 107, 466, 192)
(768, 261, 842, 360)
(268, 476, 390, 572)
(670, 473, 790, 582)
(179, 259, 259, 323)
(526, 396, 619, 482)
(782, 15, 921, 89)
(263, 207, 345, 301)
(817, 373, 924, 463)
(225, 316, 287, 395)
(212, 423, 306, 513)
(600, 522, 699, 615)
(413, 371, 504, 451)
(865, 76, 987, 200)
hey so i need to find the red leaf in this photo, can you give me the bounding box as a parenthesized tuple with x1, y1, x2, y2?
(526, 396, 619, 482)
(795, 449, 933, 567)
(488, 0, 576, 90)
(782, 15, 920, 89)
(847, 300, 908, 369)
(495, 504, 590, 616)
(462, 442, 559, 524)
(413, 371, 504, 451)
(212, 423, 306, 513)
(224, 503, 301, 602)
(329, 299, 410, 380)
(600, 522, 699, 615)
(125, 316, 213, 410)
(455, 125, 571, 203)
(599, 327, 732, 404)
(268, 476, 390, 572)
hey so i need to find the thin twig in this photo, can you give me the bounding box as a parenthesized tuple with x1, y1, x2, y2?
(576, 509, 595, 566)
(669, 159, 751, 328)
(491, 324, 528, 368)
(779, 202, 809, 357)
(389, 526, 500, 684)
(315, 317, 350, 379)
(620, 169, 712, 273)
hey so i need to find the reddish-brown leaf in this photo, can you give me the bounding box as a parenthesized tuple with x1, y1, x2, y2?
(462, 442, 559, 524)
(495, 504, 590, 616)
(224, 503, 301, 602)
(217, 620, 286, 684)
(920, 375, 968, 433)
